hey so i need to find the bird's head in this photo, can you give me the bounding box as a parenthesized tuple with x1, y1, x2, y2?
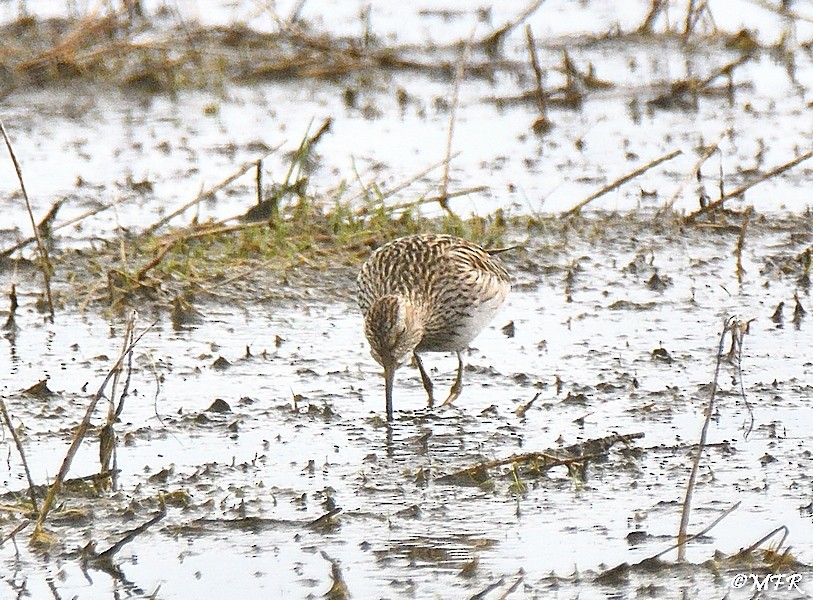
(363, 295, 425, 419)
(364, 295, 425, 371)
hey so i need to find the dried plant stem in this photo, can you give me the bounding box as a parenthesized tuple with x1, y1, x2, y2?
(351, 152, 462, 214)
(652, 500, 740, 560)
(88, 504, 166, 563)
(659, 129, 729, 215)
(524, 25, 551, 132)
(684, 149, 813, 223)
(0, 520, 30, 547)
(478, 0, 547, 51)
(735, 206, 753, 285)
(637, 0, 666, 34)
(439, 33, 473, 215)
(676, 316, 734, 561)
(136, 221, 269, 280)
(142, 146, 281, 236)
(1, 194, 133, 258)
(32, 312, 151, 538)
(0, 398, 39, 512)
(0, 119, 55, 320)
(385, 186, 488, 215)
(564, 149, 682, 217)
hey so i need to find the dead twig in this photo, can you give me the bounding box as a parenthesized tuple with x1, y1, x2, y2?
(524, 25, 551, 134)
(676, 316, 735, 561)
(563, 149, 682, 218)
(350, 152, 461, 213)
(637, 0, 667, 34)
(477, 0, 547, 54)
(0, 398, 38, 513)
(0, 119, 55, 320)
(732, 525, 789, 558)
(141, 145, 282, 236)
(3, 284, 18, 331)
(684, 149, 813, 223)
(734, 206, 753, 286)
(85, 503, 166, 566)
(652, 501, 740, 560)
(0, 520, 30, 547)
(438, 432, 644, 483)
(659, 129, 729, 215)
(439, 31, 473, 216)
(1, 194, 134, 258)
(32, 312, 153, 540)
(136, 221, 269, 281)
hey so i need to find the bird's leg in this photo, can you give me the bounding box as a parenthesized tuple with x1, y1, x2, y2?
(441, 351, 464, 406)
(413, 352, 434, 407)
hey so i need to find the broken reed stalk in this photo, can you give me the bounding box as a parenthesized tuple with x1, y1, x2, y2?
(141, 145, 282, 237)
(0, 398, 39, 513)
(563, 149, 682, 218)
(0, 119, 55, 320)
(0, 194, 133, 258)
(734, 525, 789, 558)
(136, 221, 269, 280)
(682, 0, 699, 38)
(477, 0, 547, 52)
(255, 158, 263, 206)
(439, 32, 473, 216)
(383, 186, 488, 216)
(734, 205, 753, 286)
(87, 503, 166, 564)
(684, 149, 813, 223)
(676, 316, 735, 561)
(32, 312, 152, 539)
(350, 152, 462, 214)
(100, 315, 137, 488)
(524, 25, 551, 133)
(653, 500, 740, 560)
(658, 129, 730, 215)
(0, 520, 30, 547)
(637, 0, 666, 34)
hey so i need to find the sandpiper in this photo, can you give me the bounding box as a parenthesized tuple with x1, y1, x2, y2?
(357, 234, 511, 421)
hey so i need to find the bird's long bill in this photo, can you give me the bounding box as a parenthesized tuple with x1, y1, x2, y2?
(384, 365, 395, 422)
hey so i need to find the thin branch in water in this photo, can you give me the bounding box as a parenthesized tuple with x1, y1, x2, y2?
(0, 398, 38, 513)
(0, 118, 55, 320)
(676, 316, 735, 561)
(684, 149, 813, 223)
(477, 0, 547, 55)
(87, 503, 166, 564)
(32, 312, 154, 539)
(439, 30, 474, 217)
(0, 520, 30, 547)
(734, 206, 753, 286)
(524, 25, 551, 134)
(653, 500, 741, 560)
(0, 194, 134, 258)
(659, 129, 729, 215)
(564, 149, 682, 217)
(141, 145, 282, 236)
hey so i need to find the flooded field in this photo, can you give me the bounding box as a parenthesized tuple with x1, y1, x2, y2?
(2, 1, 813, 599)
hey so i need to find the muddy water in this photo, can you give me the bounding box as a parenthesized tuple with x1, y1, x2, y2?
(2, 218, 813, 599)
(2, 1, 813, 599)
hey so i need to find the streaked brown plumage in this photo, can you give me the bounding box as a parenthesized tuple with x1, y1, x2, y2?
(357, 234, 511, 421)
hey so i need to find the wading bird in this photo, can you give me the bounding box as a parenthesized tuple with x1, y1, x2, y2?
(357, 234, 511, 421)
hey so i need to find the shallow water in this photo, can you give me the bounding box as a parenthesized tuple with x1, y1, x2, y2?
(3, 218, 813, 599)
(2, 1, 813, 599)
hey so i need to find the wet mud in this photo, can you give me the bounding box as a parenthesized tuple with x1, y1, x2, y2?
(2, 1, 813, 599)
